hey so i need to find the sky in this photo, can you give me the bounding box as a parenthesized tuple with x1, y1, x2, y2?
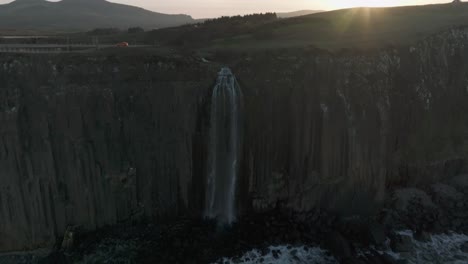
(0, 0, 451, 18)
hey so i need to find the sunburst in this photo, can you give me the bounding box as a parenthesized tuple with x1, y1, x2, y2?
(329, 0, 416, 9)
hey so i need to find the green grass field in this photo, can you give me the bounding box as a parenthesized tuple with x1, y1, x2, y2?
(204, 3, 468, 51)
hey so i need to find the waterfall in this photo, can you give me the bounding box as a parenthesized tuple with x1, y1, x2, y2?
(205, 67, 242, 225)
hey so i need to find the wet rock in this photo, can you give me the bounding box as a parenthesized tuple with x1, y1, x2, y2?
(429, 184, 463, 204)
(393, 189, 436, 212)
(325, 232, 353, 260)
(260, 247, 270, 256)
(390, 232, 414, 253)
(390, 188, 442, 231)
(272, 249, 280, 259)
(365, 252, 395, 264)
(414, 230, 431, 242)
(454, 254, 467, 261)
(461, 242, 468, 253)
(381, 253, 407, 264)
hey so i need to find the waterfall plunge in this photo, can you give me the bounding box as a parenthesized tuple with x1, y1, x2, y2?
(205, 67, 242, 225)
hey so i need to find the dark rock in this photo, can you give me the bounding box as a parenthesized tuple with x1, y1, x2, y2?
(429, 184, 464, 208)
(452, 219, 463, 228)
(461, 242, 468, 253)
(393, 188, 436, 212)
(363, 253, 388, 264)
(342, 258, 367, 264)
(368, 223, 386, 245)
(381, 253, 406, 264)
(450, 175, 468, 192)
(39, 251, 70, 264)
(272, 250, 280, 259)
(325, 232, 354, 260)
(61, 226, 77, 251)
(261, 247, 270, 256)
(414, 230, 431, 242)
(390, 232, 414, 253)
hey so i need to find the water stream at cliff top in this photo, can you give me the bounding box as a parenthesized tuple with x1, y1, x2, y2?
(204, 67, 242, 225)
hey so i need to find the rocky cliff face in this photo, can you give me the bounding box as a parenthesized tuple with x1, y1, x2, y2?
(234, 28, 468, 216)
(0, 55, 217, 251)
(1, 28, 468, 252)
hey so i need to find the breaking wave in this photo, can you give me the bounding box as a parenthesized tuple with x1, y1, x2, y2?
(215, 245, 338, 264)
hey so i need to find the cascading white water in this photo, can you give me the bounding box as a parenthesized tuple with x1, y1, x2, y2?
(205, 67, 242, 225)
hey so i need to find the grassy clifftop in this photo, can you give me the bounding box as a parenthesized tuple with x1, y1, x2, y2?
(147, 3, 468, 51)
(218, 3, 468, 50)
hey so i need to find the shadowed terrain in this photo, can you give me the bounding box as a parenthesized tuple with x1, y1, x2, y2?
(145, 3, 468, 51)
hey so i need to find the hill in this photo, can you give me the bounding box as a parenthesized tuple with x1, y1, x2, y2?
(211, 3, 468, 50)
(277, 10, 323, 18)
(0, 0, 194, 32)
(146, 3, 468, 51)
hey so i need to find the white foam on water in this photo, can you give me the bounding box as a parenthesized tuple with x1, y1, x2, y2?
(215, 245, 338, 264)
(387, 231, 468, 264)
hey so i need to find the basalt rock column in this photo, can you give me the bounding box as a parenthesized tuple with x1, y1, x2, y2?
(204, 68, 243, 225)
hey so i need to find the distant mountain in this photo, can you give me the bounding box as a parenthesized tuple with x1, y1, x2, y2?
(277, 10, 323, 18)
(0, 0, 194, 31)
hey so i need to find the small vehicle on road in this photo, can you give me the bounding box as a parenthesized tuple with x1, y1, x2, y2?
(116, 42, 129, 47)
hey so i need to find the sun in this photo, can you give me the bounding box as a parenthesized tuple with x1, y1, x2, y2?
(329, 0, 414, 9)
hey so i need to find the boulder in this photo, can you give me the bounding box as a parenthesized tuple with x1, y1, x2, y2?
(429, 184, 463, 203)
(393, 188, 436, 212)
(390, 232, 414, 253)
(390, 188, 440, 230)
(449, 174, 468, 193)
(413, 230, 431, 242)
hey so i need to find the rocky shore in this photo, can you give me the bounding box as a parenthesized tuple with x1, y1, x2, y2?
(0, 174, 466, 264)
